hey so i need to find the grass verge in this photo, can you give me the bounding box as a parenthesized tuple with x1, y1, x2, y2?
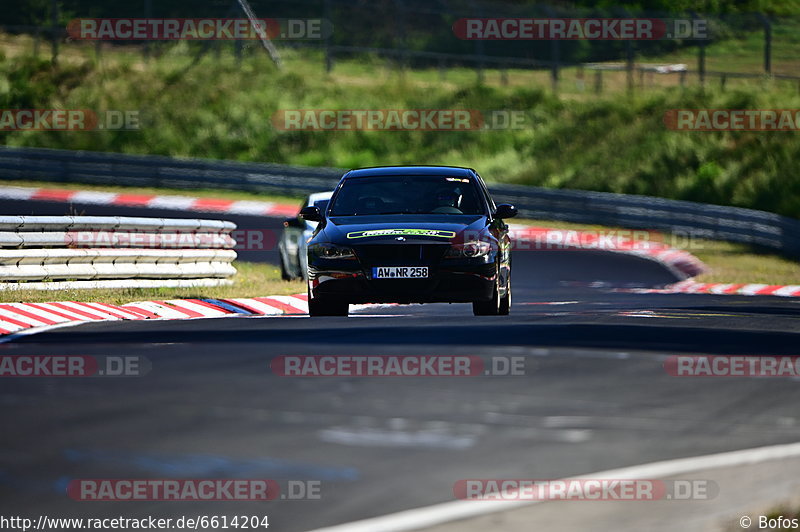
(0, 262, 306, 305)
(516, 218, 800, 286)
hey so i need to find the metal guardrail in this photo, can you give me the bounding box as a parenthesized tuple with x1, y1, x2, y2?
(488, 185, 800, 256)
(1, 146, 799, 258)
(0, 146, 339, 198)
(0, 213, 238, 289)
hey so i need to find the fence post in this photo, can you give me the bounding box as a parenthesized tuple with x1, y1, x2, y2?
(143, 0, 152, 61)
(235, 40, 243, 64)
(468, 0, 485, 83)
(393, 0, 408, 72)
(542, 6, 559, 92)
(50, 0, 59, 64)
(594, 69, 603, 94)
(324, 0, 333, 73)
(626, 40, 634, 94)
(575, 66, 584, 91)
(690, 11, 705, 87)
(758, 13, 772, 75)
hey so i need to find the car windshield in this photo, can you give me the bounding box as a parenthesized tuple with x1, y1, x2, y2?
(329, 175, 485, 216)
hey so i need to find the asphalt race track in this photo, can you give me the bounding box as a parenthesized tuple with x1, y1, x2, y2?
(1, 198, 800, 531)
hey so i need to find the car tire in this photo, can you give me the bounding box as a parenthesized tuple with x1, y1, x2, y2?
(499, 278, 511, 315)
(279, 255, 293, 281)
(308, 297, 349, 317)
(473, 281, 501, 316)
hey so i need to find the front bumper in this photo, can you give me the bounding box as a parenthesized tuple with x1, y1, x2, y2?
(308, 259, 496, 304)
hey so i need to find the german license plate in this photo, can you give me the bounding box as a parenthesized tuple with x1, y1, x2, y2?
(372, 266, 428, 279)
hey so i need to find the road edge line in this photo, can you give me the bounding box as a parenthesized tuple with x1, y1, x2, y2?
(306, 441, 800, 532)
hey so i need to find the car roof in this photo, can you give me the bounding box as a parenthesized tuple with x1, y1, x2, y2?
(308, 191, 334, 203)
(343, 166, 477, 179)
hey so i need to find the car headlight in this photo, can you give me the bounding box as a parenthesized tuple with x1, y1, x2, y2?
(444, 240, 493, 258)
(310, 243, 356, 260)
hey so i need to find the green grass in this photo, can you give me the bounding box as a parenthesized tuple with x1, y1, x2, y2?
(0, 262, 305, 305)
(516, 217, 800, 285)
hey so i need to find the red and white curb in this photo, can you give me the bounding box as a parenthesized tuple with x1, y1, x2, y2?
(0, 294, 310, 337)
(622, 280, 800, 298)
(509, 225, 707, 279)
(0, 185, 299, 218)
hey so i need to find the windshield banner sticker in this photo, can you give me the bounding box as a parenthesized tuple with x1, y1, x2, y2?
(347, 229, 456, 239)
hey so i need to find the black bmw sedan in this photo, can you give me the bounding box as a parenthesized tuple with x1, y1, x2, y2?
(300, 166, 517, 316)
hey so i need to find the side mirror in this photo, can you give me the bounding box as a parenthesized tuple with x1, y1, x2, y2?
(283, 216, 304, 228)
(495, 204, 517, 219)
(299, 206, 322, 222)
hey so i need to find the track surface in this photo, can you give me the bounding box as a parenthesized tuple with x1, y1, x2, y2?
(1, 198, 800, 531)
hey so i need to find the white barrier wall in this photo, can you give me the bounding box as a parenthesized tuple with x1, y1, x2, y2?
(0, 216, 238, 290)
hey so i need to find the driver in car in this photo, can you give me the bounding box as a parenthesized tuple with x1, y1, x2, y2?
(429, 186, 464, 214)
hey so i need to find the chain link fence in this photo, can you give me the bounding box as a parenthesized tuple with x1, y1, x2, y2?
(4, 1, 800, 93)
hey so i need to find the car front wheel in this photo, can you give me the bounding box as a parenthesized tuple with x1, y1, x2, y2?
(473, 269, 511, 316)
(499, 279, 511, 315)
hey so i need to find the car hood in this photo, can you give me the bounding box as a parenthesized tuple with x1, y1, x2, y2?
(320, 215, 488, 244)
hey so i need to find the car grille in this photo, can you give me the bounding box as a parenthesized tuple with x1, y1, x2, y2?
(354, 244, 449, 265)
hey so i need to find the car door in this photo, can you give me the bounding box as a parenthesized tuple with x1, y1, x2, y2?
(281, 198, 309, 277)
